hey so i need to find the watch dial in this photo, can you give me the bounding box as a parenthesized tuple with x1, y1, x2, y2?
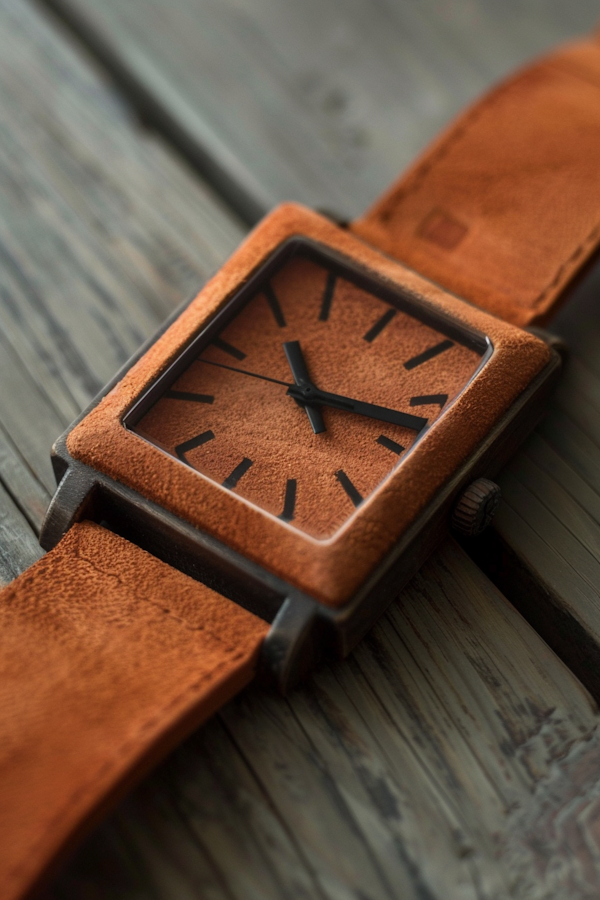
(128, 242, 489, 539)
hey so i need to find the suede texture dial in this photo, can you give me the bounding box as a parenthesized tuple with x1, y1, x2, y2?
(133, 253, 484, 539)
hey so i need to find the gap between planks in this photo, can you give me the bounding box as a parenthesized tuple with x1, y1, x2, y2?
(472, 259, 600, 706)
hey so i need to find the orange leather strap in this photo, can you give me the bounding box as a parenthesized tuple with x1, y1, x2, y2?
(0, 521, 268, 900)
(352, 37, 600, 327)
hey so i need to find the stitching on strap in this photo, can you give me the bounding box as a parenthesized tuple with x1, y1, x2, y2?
(533, 220, 600, 308)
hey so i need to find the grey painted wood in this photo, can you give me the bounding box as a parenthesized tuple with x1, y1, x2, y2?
(0, 481, 43, 584)
(0, 418, 50, 534)
(2, 0, 600, 898)
(489, 259, 600, 699)
(36, 0, 599, 223)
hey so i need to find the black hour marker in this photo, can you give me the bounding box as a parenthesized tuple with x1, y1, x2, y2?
(278, 478, 297, 522)
(212, 337, 246, 361)
(165, 390, 214, 404)
(264, 283, 286, 328)
(335, 469, 363, 507)
(319, 272, 337, 322)
(410, 394, 448, 408)
(363, 307, 397, 343)
(223, 457, 253, 490)
(404, 339, 454, 370)
(377, 435, 405, 455)
(175, 430, 215, 464)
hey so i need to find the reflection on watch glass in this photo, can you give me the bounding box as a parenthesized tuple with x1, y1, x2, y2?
(128, 241, 489, 539)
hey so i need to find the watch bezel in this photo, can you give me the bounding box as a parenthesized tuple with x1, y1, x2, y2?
(58, 204, 553, 607)
(122, 235, 493, 540)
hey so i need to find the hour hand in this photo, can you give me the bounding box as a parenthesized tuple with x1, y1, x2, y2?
(283, 341, 326, 435)
(286, 383, 428, 432)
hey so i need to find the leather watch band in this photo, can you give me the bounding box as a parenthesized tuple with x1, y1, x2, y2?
(351, 37, 600, 327)
(0, 521, 268, 900)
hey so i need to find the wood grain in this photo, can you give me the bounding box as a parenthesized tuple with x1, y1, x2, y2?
(482, 259, 600, 702)
(2, 0, 600, 898)
(36, 0, 600, 223)
(0, 480, 43, 584)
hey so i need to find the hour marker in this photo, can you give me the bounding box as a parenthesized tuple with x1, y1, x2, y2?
(404, 339, 454, 370)
(363, 308, 397, 343)
(223, 457, 253, 490)
(319, 272, 337, 321)
(377, 435, 405, 455)
(335, 469, 363, 507)
(410, 394, 448, 408)
(165, 389, 214, 404)
(264, 283, 286, 327)
(175, 430, 215, 464)
(212, 337, 246, 361)
(278, 478, 297, 522)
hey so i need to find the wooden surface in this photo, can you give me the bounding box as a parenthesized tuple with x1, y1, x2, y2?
(37, 0, 599, 223)
(479, 265, 600, 702)
(0, 0, 598, 897)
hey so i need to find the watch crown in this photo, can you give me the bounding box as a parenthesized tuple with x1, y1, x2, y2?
(451, 478, 501, 537)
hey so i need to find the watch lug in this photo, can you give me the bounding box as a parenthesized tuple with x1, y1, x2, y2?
(40, 464, 97, 551)
(260, 594, 329, 695)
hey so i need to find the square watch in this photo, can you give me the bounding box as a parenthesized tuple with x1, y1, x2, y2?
(44, 205, 557, 688)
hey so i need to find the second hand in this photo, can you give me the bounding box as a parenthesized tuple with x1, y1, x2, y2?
(197, 357, 292, 387)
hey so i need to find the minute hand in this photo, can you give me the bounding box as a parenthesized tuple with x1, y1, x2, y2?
(287, 383, 428, 432)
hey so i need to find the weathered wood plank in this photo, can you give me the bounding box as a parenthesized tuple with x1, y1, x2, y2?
(3, 0, 600, 898)
(0, 328, 66, 495)
(0, 481, 43, 584)
(482, 262, 600, 700)
(0, 420, 50, 534)
(36, 0, 599, 222)
(47, 542, 600, 900)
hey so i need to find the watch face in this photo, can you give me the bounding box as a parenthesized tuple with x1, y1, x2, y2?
(126, 240, 490, 540)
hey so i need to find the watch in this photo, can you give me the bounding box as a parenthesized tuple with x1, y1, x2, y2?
(2, 32, 600, 900)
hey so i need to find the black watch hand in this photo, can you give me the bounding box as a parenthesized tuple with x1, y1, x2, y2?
(283, 341, 326, 434)
(200, 350, 427, 432)
(287, 383, 428, 432)
(198, 357, 290, 387)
